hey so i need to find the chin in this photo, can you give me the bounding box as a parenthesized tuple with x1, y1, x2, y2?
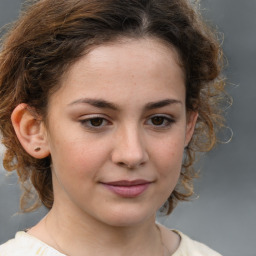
(96, 205, 156, 228)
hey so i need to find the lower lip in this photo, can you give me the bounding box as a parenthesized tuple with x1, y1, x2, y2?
(102, 183, 150, 198)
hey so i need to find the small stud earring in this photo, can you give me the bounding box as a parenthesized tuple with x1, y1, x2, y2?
(34, 147, 41, 152)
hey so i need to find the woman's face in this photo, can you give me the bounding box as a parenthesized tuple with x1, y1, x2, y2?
(45, 38, 197, 227)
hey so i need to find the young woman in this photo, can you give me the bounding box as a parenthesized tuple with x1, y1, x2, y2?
(0, 0, 226, 255)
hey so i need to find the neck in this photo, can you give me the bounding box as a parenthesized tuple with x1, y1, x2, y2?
(35, 203, 164, 256)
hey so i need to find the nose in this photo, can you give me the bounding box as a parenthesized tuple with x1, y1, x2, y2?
(111, 125, 149, 169)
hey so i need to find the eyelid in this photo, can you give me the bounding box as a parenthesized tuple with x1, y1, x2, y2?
(78, 113, 109, 120)
(145, 113, 175, 127)
(146, 113, 175, 120)
(79, 114, 112, 129)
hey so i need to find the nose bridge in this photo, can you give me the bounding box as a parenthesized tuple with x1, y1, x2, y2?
(111, 122, 148, 168)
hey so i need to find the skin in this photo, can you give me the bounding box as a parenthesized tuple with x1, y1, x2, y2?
(12, 38, 197, 255)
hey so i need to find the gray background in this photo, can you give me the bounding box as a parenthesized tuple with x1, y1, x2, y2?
(0, 0, 256, 255)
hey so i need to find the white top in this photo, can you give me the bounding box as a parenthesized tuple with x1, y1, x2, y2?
(0, 230, 222, 256)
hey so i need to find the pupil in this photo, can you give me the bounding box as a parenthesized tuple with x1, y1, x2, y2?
(91, 118, 103, 126)
(152, 117, 164, 125)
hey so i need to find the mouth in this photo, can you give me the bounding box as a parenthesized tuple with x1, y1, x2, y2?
(100, 180, 152, 198)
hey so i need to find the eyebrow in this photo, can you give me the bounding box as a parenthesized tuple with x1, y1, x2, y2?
(68, 98, 118, 110)
(68, 98, 182, 110)
(144, 99, 182, 110)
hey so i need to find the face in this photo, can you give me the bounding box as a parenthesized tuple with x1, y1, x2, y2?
(45, 38, 197, 227)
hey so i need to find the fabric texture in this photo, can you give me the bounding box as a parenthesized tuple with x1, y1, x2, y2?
(172, 230, 222, 256)
(0, 230, 221, 256)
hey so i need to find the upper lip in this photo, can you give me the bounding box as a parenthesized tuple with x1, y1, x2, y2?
(101, 180, 152, 186)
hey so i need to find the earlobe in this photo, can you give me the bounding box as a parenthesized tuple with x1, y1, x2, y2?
(11, 103, 50, 159)
(185, 111, 198, 147)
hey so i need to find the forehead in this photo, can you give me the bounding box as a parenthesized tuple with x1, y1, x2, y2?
(50, 38, 185, 107)
(63, 37, 183, 77)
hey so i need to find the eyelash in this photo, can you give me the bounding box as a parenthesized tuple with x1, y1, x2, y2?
(145, 114, 175, 129)
(79, 114, 175, 130)
(79, 115, 111, 130)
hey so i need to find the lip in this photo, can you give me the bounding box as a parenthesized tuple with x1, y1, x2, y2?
(101, 180, 152, 198)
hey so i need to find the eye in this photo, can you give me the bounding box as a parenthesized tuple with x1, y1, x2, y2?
(146, 114, 174, 128)
(79, 116, 111, 130)
(151, 116, 166, 126)
(88, 118, 104, 127)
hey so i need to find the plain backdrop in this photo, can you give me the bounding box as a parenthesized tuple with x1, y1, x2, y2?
(0, 1, 256, 255)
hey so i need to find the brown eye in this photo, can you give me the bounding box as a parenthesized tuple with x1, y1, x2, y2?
(80, 117, 108, 129)
(151, 116, 165, 126)
(90, 118, 104, 126)
(146, 115, 174, 128)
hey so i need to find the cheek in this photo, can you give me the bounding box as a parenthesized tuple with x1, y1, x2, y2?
(51, 140, 108, 178)
(152, 138, 185, 176)
(50, 140, 107, 204)
(47, 120, 109, 175)
(148, 138, 185, 208)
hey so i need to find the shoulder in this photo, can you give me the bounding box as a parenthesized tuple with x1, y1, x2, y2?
(172, 230, 222, 256)
(157, 224, 222, 256)
(0, 232, 65, 256)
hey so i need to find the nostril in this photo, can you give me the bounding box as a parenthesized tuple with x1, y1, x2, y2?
(117, 162, 133, 169)
(117, 161, 145, 169)
(117, 162, 126, 167)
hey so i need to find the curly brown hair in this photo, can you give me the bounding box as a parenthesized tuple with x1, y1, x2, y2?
(0, 0, 226, 214)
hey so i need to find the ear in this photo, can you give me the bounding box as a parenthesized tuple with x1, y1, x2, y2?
(185, 111, 198, 147)
(11, 103, 50, 159)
